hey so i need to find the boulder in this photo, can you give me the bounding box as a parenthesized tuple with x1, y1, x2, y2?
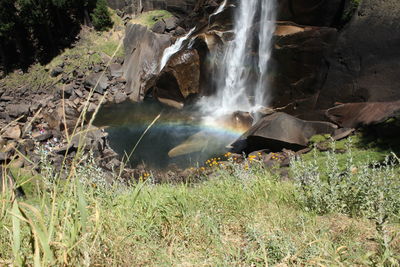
(326, 101, 400, 128)
(6, 103, 30, 118)
(168, 111, 253, 157)
(50, 66, 64, 77)
(109, 63, 123, 78)
(2, 125, 21, 140)
(122, 23, 171, 102)
(230, 112, 338, 154)
(151, 20, 166, 34)
(114, 91, 128, 104)
(154, 49, 200, 103)
(164, 17, 179, 31)
(84, 73, 109, 94)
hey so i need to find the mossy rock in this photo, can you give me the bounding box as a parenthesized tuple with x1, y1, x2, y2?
(341, 0, 362, 26)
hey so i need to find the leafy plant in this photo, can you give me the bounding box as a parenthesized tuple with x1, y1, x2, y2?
(91, 0, 113, 31)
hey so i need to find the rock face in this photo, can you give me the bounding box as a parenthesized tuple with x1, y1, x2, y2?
(155, 49, 200, 103)
(326, 101, 400, 128)
(122, 24, 171, 102)
(317, 0, 400, 108)
(231, 112, 338, 154)
(271, 22, 337, 118)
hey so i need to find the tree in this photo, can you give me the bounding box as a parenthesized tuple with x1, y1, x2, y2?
(91, 0, 113, 31)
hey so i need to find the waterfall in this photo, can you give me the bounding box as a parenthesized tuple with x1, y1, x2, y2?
(255, 0, 276, 109)
(200, 0, 276, 116)
(159, 27, 196, 71)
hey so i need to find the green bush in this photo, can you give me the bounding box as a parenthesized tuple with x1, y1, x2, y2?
(291, 144, 400, 220)
(91, 0, 113, 31)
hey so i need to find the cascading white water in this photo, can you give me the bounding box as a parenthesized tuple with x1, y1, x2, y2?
(200, 0, 276, 116)
(255, 0, 276, 109)
(159, 27, 196, 71)
(210, 0, 228, 18)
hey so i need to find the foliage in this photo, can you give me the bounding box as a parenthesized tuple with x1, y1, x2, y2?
(0, 0, 112, 70)
(0, 149, 399, 266)
(91, 0, 113, 31)
(0, 27, 123, 93)
(341, 0, 362, 26)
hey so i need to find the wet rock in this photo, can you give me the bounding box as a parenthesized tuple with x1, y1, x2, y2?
(2, 125, 21, 140)
(84, 73, 109, 94)
(168, 111, 253, 157)
(326, 101, 400, 128)
(155, 49, 200, 102)
(157, 97, 184, 109)
(230, 112, 338, 154)
(151, 20, 166, 34)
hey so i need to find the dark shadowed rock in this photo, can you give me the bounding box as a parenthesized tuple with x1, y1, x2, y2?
(271, 22, 337, 119)
(230, 112, 338, 154)
(277, 0, 343, 27)
(154, 49, 200, 104)
(326, 101, 400, 128)
(317, 0, 400, 109)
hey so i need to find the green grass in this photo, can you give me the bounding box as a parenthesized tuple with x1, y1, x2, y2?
(0, 64, 55, 92)
(1, 149, 399, 266)
(130, 10, 174, 28)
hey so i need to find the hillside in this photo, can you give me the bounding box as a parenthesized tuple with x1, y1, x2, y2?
(1, 0, 400, 266)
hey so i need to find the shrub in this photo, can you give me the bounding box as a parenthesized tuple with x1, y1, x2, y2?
(91, 0, 113, 31)
(291, 143, 400, 220)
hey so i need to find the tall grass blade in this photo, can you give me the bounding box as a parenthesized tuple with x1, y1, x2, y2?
(11, 200, 22, 265)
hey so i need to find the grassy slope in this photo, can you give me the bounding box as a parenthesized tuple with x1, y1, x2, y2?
(0, 8, 124, 93)
(130, 10, 173, 28)
(1, 8, 400, 266)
